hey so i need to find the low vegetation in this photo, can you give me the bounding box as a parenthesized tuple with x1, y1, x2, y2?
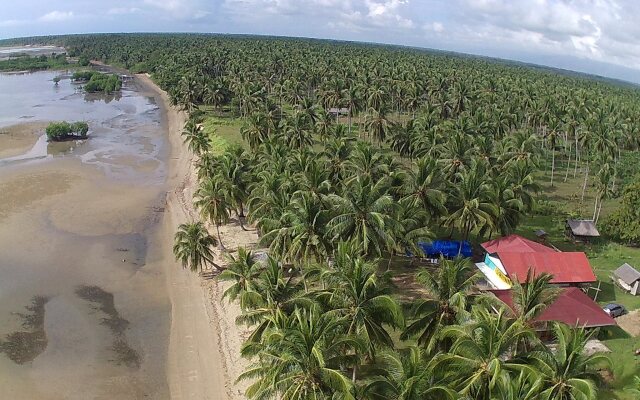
(0, 53, 68, 72)
(72, 70, 122, 93)
(45, 121, 89, 141)
(602, 175, 640, 244)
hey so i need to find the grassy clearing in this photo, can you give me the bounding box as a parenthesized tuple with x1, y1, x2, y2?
(517, 166, 640, 399)
(200, 113, 245, 155)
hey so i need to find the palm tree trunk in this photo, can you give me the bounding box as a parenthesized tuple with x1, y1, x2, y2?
(596, 200, 604, 224)
(237, 213, 249, 231)
(581, 159, 589, 202)
(592, 195, 599, 221)
(564, 142, 572, 183)
(574, 133, 579, 178)
(550, 149, 555, 187)
(215, 223, 225, 250)
(612, 147, 621, 193)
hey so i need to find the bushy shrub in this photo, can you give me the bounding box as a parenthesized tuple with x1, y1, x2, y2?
(45, 121, 89, 141)
(602, 174, 640, 244)
(78, 55, 90, 66)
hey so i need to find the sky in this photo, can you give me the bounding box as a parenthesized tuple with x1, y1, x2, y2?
(1, 0, 639, 83)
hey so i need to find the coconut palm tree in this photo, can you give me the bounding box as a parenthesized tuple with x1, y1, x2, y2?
(393, 199, 435, 258)
(320, 242, 404, 380)
(241, 112, 269, 150)
(345, 142, 393, 184)
(215, 146, 252, 229)
(194, 178, 231, 249)
(401, 257, 479, 351)
(364, 108, 392, 145)
(219, 247, 263, 308)
(172, 222, 219, 272)
(523, 323, 610, 400)
(237, 256, 313, 346)
(239, 308, 359, 400)
(280, 110, 314, 149)
(546, 117, 563, 187)
(509, 270, 560, 324)
(261, 192, 331, 263)
(444, 167, 497, 240)
(492, 371, 543, 400)
(322, 137, 354, 185)
(402, 157, 447, 221)
(435, 307, 537, 399)
(181, 120, 210, 156)
(363, 347, 457, 400)
(327, 175, 397, 258)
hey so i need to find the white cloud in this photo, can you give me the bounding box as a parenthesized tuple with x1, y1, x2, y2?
(143, 0, 183, 12)
(38, 11, 74, 22)
(443, 0, 640, 69)
(223, 0, 414, 31)
(424, 21, 444, 34)
(1, 0, 640, 79)
(107, 7, 141, 15)
(142, 0, 210, 19)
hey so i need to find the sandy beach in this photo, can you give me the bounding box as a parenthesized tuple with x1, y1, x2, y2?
(0, 67, 252, 399)
(139, 73, 254, 400)
(0, 122, 48, 159)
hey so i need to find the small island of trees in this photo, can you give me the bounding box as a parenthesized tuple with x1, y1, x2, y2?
(72, 70, 122, 93)
(45, 121, 89, 141)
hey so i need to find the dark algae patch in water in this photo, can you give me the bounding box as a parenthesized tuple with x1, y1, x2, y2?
(75, 285, 140, 368)
(0, 296, 49, 364)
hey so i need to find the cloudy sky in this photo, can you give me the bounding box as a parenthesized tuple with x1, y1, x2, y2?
(1, 0, 639, 83)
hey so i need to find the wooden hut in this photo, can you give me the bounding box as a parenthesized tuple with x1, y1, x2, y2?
(566, 219, 600, 242)
(613, 263, 640, 296)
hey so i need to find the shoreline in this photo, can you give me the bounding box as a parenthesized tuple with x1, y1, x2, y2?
(0, 122, 48, 159)
(137, 73, 250, 400)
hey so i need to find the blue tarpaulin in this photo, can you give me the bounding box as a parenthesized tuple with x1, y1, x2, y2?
(415, 240, 472, 258)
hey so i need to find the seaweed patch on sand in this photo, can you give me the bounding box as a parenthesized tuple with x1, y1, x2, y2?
(75, 285, 140, 368)
(0, 296, 49, 364)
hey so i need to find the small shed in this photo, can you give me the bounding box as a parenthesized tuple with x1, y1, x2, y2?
(328, 107, 350, 116)
(566, 219, 600, 242)
(613, 263, 640, 296)
(534, 229, 548, 239)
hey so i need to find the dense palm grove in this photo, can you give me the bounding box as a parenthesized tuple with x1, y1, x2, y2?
(13, 33, 640, 399)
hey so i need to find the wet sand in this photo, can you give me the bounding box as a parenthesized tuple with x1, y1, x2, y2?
(0, 70, 171, 399)
(0, 122, 48, 159)
(0, 67, 254, 400)
(142, 72, 255, 400)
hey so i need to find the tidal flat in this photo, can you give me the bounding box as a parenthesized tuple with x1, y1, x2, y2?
(0, 66, 172, 399)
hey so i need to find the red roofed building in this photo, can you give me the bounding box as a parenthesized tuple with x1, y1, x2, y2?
(490, 287, 615, 329)
(496, 251, 596, 285)
(481, 234, 556, 254)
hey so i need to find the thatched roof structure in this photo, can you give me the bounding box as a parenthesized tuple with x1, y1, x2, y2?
(614, 263, 640, 286)
(566, 219, 600, 237)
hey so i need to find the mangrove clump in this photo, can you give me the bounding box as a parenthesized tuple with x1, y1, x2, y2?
(45, 121, 89, 141)
(72, 70, 122, 93)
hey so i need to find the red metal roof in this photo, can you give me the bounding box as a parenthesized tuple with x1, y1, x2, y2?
(481, 234, 556, 254)
(491, 287, 616, 328)
(496, 251, 596, 284)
